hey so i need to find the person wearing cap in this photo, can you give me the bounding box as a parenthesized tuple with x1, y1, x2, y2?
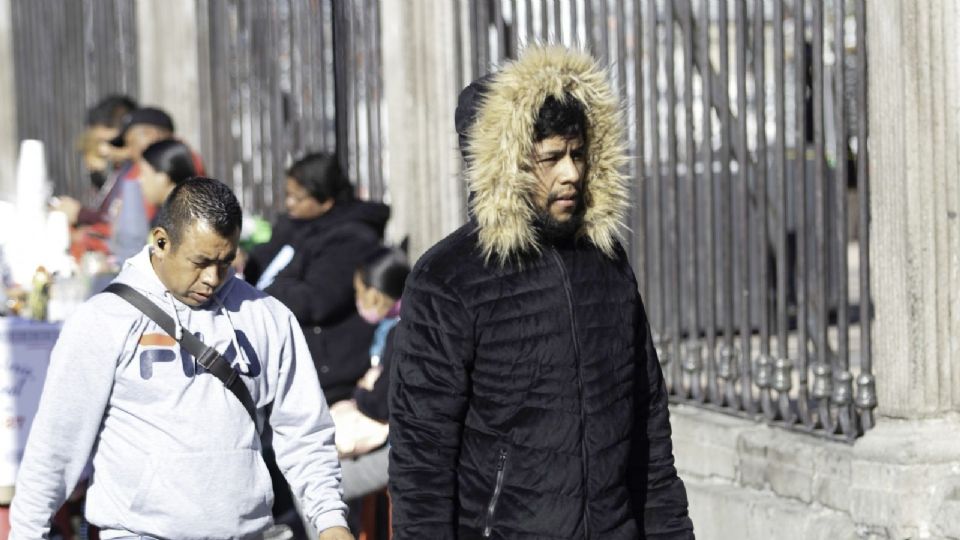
(388, 46, 694, 539)
(54, 105, 188, 268)
(53, 95, 138, 260)
(101, 107, 179, 266)
(108, 106, 176, 162)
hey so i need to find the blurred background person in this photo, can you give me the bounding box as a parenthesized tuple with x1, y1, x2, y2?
(330, 246, 408, 535)
(244, 152, 389, 539)
(139, 139, 198, 216)
(104, 107, 174, 266)
(53, 95, 137, 261)
(244, 151, 389, 404)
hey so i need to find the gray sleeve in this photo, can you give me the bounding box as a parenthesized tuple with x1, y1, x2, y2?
(267, 313, 348, 533)
(9, 300, 136, 539)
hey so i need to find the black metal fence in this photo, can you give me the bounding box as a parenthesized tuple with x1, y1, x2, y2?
(196, 0, 384, 217)
(12, 0, 384, 219)
(11, 0, 138, 199)
(456, 0, 874, 441)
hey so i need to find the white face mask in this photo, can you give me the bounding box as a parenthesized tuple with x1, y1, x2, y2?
(356, 297, 385, 324)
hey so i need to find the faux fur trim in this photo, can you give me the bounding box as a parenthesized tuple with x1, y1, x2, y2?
(465, 45, 628, 265)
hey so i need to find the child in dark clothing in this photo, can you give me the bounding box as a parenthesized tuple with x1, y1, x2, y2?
(331, 247, 409, 500)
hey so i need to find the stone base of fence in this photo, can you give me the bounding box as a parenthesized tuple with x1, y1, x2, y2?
(671, 405, 960, 539)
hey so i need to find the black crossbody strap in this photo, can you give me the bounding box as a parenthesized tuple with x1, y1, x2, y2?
(104, 283, 260, 433)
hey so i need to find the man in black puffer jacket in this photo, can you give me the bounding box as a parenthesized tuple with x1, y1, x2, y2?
(388, 46, 694, 540)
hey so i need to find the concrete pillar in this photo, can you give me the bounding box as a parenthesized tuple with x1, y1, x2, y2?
(868, 0, 960, 418)
(0, 0, 17, 201)
(380, 0, 466, 258)
(135, 0, 203, 154)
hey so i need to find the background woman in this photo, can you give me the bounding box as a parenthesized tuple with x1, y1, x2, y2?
(139, 139, 197, 211)
(244, 152, 390, 404)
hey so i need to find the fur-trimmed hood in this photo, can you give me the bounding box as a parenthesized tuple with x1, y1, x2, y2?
(456, 46, 628, 264)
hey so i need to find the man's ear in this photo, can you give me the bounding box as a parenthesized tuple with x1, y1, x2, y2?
(152, 228, 170, 256)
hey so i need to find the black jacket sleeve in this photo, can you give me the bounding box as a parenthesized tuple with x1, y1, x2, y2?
(354, 325, 395, 422)
(265, 227, 375, 326)
(388, 268, 474, 539)
(628, 293, 695, 539)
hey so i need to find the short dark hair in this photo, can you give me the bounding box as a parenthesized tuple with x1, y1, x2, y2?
(286, 152, 354, 204)
(156, 177, 242, 247)
(533, 95, 587, 142)
(357, 247, 410, 300)
(85, 95, 138, 128)
(142, 139, 197, 187)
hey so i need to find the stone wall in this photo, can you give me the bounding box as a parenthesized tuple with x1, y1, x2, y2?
(672, 405, 960, 539)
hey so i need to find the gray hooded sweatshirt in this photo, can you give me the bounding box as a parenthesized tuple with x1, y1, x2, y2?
(10, 246, 347, 539)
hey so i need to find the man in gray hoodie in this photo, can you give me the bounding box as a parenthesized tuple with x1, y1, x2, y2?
(10, 177, 353, 540)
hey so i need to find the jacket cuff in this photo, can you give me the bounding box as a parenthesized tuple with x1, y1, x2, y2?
(313, 509, 349, 533)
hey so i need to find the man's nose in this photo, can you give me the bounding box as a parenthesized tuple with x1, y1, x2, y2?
(557, 155, 582, 185)
(200, 265, 222, 289)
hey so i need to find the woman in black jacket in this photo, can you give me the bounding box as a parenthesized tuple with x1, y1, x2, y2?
(245, 152, 390, 404)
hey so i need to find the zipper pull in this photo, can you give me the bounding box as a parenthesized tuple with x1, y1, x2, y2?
(497, 449, 507, 470)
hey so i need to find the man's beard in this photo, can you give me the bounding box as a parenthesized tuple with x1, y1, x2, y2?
(534, 194, 585, 244)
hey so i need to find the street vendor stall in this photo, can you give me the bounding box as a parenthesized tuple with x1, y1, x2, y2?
(0, 318, 59, 503)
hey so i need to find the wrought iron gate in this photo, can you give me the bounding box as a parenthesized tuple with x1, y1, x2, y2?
(11, 0, 384, 220)
(11, 0, 138, 199)
(197, 0, 384, 218)
(455, 0, 874, 441)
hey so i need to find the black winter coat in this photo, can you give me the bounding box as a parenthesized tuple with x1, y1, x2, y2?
(245, 201, 389, 404)
(388, 225, 693, 540)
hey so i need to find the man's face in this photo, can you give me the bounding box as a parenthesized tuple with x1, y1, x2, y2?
(151, 220, 239, 307)
(531, 135, 586, 225)
(124, 124, 173, 160)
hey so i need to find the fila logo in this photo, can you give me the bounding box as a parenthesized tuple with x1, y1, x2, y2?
(138, 331, 262, 380)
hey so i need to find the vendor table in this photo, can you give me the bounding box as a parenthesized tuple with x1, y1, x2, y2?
(0, 318, 60, 505)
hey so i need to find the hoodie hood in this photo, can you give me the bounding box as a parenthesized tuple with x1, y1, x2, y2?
(456, 46, 628, 265)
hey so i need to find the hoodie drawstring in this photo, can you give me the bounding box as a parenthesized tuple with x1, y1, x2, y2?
(214, 294, 251, 374)
(164, 291, 184, 341)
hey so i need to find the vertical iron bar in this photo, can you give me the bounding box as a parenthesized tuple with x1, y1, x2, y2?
(598, 0, 609, 65)
(570, 0, 580, 47)
(479, 0, 490, 73)
(469, 0, 481, 79)
(538, 0, 550, 43)
(833, 0, 853, 437)
(772, 0, 795, 422)
(616, 0, 627, 99)
(648, 0, 665, 356)
(854, 0, 874, 431)
(718, 0, 738, 408)
(811, 0, 835, 432)
(700, 0, 718, 405)
(375, 0, 385, 195)
(682, 0, 701, 400)
(510, 0, 521, 57)
(735, 0, 753, 413)
(753, 0, 775, 419)
(493, 0, 505, 63)
(554, 0, 563, 42)
(584, 0, 594, 53)
(794, 0, 814, 427)
(665, 1, 684, 394)
(633, 0, 647, 306)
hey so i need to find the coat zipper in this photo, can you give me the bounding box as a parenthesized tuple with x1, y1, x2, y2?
(549, 249, 591, 539)
(482, 449, 508, 538)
